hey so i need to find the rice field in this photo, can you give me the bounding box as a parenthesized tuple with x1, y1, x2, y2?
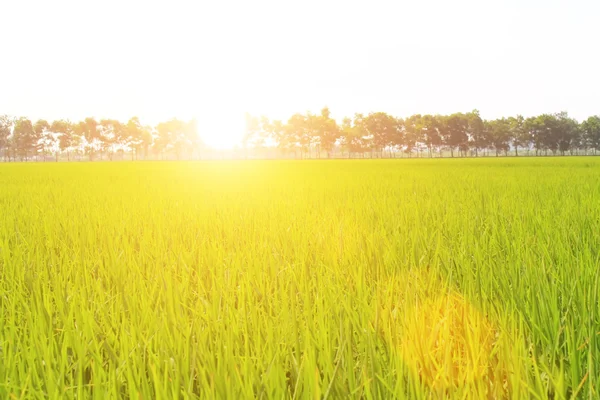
(0, 158, 598, 399)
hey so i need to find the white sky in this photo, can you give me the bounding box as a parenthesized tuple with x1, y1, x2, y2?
(1, 0, 599, 146)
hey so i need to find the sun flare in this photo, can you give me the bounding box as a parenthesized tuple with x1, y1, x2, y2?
(197, 109, 245, 150)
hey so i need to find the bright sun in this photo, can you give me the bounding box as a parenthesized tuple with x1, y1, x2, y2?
(197, 110, 245, 150)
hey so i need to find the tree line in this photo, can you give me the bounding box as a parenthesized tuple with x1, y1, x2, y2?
(0, 116, 199, 162)
(1, 109, 600, 161)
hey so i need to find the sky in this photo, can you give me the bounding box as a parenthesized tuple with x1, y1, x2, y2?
(1, 0, 599, 147)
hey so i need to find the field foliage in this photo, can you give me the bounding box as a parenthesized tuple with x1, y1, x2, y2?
(0, 159, 598, 398)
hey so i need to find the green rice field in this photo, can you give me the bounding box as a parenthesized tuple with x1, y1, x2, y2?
(0, 158, 598, 399)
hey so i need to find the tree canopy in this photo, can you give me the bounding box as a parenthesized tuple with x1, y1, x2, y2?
(0, 110, 599, 161)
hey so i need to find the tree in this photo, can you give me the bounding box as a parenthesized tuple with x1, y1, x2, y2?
(4, 110, 600, 161)
(581, 116, 600, 154)
(486, 118, 511, 156)
(53, 120, 76, 161)
(466, 110, 486, 157)
(285, 113, 310, 159)
(555, 112, 580, 155)
(98, 119, 126, 160)
(531, 114, 561, 155)
(154, 121, 172, 159)
(443, 113, 469, 157)
(265, 119, 287, 158)
(34, 119, 55, 161)
(403, 114, 421, 157)
(313, 107, 339, 158)
(353, 113, 372, 157)
(338, 117, 353, 157)
(0, 115, 14, 161)
(363, 112, 401, 158)
(390, 118, 405, 157)
(253, 116, 269, 157)
(508, 115, 530, 156)
(155, 119, 195, 160)
(12, 118, 37, 161)
(525, 116, 545, 156)
(339, 116, 367, 158)
(74, 117, 101, 161)
(124, 118, 153, 160)
(125, 117, 142, 160)
(418, 114, 442, 157)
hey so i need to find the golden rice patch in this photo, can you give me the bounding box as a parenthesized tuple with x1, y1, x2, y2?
(377, 269, 523, 397)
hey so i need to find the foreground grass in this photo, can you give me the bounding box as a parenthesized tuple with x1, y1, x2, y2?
(0, 158, 598, 399)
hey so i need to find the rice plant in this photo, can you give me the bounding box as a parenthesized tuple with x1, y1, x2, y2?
(0, 158, 598, 398)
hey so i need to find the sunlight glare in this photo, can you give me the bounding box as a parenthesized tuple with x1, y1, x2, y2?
(197, 108, 245, 150)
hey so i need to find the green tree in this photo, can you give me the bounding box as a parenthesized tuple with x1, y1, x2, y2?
(532, 114, 560, 155)
(34, 119, 54, 161)
(362, 112, 400, 158)
(13, 118, 37, 161)
(254, 116, 270, 157)
(285, 113, 310, 159)
(265, 119, 287, 158)
(0, 115, 15, 161)
(155, 119, 195, 160)
(125, 117, 143, 160)
(391, 118, 405, 157)
(98, 119, 126, 160)
(508, 115, 530, 156)
(53, 120, 76, 161)
(154, 120, 173, 159)
(486, 118, 511, 156)
(555, 112, 580, 155)
(124, 117, 155, 160)
(313, 107, 339, 158)
(339, 116, 367, 158)
(74, 117, 100, 161)
(419, 114, 442, 157)
(467, 110, 486, 157)
(403, 114, 421, 157)
(443, 113, 469, 157)
(581, 116, 600, 154)
(525, 116, 545, 156)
